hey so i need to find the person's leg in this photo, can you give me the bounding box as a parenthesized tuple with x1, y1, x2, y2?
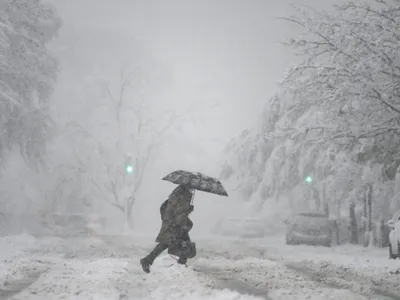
(140, 243, 168, 273)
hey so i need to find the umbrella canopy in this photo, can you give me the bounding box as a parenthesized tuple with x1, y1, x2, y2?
(162, 170, 228, 197)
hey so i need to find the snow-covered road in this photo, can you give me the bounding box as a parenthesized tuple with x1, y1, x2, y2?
(0, 234, 399, 300)
(196, 237, 400, 300)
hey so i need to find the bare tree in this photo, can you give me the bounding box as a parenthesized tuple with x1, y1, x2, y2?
(84, 66, 178, 231)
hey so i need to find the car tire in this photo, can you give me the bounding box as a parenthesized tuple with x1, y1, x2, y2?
(389, 243, 398, 259)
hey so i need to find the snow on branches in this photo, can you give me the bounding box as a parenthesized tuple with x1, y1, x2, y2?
(221, 1, 400, 218)
(280, 0, 400, 141)
(0, 0, 61, 168)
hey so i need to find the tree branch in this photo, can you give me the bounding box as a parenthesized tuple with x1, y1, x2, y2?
(371, 88, 400, 114)
(90, 178, 124, 212)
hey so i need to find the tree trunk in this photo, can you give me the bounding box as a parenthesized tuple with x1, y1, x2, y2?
(363, 184, 373, 247)
(122, 197, 130, 233)
(349, 203, 358, 244)
(334, 190, 341, 245)
(324, 202, 329, 216)
(363, 189, 367, 219)
(380, 217, 390, 248)
(127, 196, 135, 228)
(367, 184, 372, 232)
(121, 195, 136, 233)
(367, 183, 373, 247)
(362, 188, 367, 246)
(313, 187, 321, 211)
(378, 217, 387, 248)
(332, 219, 339, 245)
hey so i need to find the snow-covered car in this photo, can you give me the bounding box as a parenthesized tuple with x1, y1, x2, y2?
(285, 211, 332, 247)
(213, 217, 267, 238)
(388, 210, 400, 259)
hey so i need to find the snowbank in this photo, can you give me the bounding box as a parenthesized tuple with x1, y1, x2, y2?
(12, 255, 263, 299)
(1, 236, 263, 300)
(195, 255, 370, 300)
(207, 236, 400, 297)
(255, 236, 400, 275)
(196, 236, 400, 298)
(146, 256, 262, 300)
(0, 234, 37, 261)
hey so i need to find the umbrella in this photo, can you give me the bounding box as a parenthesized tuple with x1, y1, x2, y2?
(162, 170, 228, 197)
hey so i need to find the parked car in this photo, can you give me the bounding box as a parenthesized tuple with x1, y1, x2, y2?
(285, 211, 332, 247)
(213, 217, 267, 238)
(388, 210, 400, 259)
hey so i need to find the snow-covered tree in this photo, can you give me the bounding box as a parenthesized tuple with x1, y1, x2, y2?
(279, 1, 400, 152)
(220, 1, 400, 224)
(0, 0, 61, 169)
(279, 0, 400, 213)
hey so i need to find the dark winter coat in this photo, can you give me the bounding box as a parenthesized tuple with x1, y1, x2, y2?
(155, 185, 193, 244)
(160, 199, 193, 232)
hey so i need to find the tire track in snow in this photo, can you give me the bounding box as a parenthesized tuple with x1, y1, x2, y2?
(196, 245, 397, 300)
(284, 262, 400, 300)
(193, 265, 271, 300)
(0, 268, 48, 300)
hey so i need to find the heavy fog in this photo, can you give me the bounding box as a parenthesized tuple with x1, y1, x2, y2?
(4, 0, 400, 298)
(54, 0, 334, 234)
(1, 0, 356, 237)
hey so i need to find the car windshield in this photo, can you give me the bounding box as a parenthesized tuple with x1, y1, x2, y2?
(293, 214, 330, 231)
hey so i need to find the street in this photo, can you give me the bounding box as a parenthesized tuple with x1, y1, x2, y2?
(0, 234, 399, 300)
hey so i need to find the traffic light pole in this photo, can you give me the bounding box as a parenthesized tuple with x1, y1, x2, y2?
(122, 153, 134, 231)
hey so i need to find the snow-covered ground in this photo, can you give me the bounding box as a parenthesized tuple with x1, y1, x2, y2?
(0, 234, 262, 300)
(0, 233, 399, 299)
(198, 235, 400, 299)
(0, 234, 38, 262)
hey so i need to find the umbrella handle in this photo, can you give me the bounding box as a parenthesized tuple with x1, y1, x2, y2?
(190, 190, 196, 205)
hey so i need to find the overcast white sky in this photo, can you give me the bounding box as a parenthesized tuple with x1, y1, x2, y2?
(48, 0, 342, 232)
(51, 0, 339, 136)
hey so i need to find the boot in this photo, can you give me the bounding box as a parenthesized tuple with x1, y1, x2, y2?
(140, 258, 151, 273)
(177, 256, 187, 265)
(140, 243, 168, 273)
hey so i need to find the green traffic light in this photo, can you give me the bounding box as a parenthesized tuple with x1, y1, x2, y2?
(305, 176, 312, 183)
(126, 165, 133, 173)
